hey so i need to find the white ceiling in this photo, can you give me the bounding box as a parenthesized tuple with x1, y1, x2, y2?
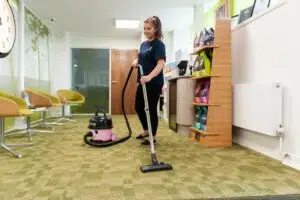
(26, 0, 203, 39)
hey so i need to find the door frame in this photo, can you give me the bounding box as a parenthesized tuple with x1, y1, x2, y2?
(109, 49, 112, 115)
(70, 47, 112, 116)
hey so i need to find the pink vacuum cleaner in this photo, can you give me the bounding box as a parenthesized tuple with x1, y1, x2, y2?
(83, 66, 134, 147)
(86, 109, 117, 143)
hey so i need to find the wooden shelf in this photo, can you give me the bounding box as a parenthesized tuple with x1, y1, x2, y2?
(192, 102, 220, 106)
(190, 45, 219, 55)
(190, 127, 221, 136)
(190, 75, 220, 80)
(189, 19, 232, 148)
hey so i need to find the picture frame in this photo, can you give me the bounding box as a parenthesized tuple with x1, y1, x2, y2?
(251, 0, 271, 16)
(238, 6, 254, 24)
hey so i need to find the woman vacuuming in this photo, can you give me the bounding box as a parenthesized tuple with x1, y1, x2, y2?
(132, 16, 166, 145)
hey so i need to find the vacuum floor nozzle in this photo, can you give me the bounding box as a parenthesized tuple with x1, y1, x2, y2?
(140, 162, 173, 173)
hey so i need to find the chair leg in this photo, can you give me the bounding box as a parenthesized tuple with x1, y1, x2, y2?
(5, 113, 54, 139)
(26, 116, 33, 141)
(5, 117, 36, 139)
(1, 144, 22, 158)
(52, 104, 77, 124)
(54, 117, 77, 123)
(0, 117, 31, 158)
(46, 122, 63, 126)
(30, 111, 55, 133)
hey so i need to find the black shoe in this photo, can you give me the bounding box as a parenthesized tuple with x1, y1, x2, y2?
(136, 134, 149, 140)
(141, 139, 156, 145)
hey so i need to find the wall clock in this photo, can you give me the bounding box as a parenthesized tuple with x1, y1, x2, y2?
(0, 0, 16, 58)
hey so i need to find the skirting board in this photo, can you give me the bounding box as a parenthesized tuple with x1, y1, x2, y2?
(283, 154, 300, 171)
(233, 128, 300, 171)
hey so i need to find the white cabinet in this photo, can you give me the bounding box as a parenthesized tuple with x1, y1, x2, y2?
(167, 76, 195, 136)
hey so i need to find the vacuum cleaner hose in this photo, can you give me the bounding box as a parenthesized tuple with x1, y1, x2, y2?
(83, 66, 134, 147)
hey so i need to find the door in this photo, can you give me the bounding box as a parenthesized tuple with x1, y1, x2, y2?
(111, 49, 138, 114)
(71, 48, 110, 114)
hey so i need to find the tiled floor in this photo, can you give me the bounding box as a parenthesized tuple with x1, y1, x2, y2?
(1, 115, 300, 200)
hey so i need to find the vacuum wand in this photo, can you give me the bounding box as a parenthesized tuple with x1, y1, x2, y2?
(138, 64, 173, 173)
(138, 65, 156, 157)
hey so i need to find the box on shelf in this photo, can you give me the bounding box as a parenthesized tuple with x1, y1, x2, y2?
(194, 79, 210, 104)
(192, 49, 212, 77)
(193, 106, 208, 131)
(191, 27, 215, 78)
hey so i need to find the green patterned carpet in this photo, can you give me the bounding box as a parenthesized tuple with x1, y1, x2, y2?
(1, 115, 300, 200)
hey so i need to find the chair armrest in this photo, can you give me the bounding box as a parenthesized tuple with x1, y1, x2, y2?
(58, 95, 67, 104)
(76, 93, 85, 103)
(41, 92, 60, 105)
(0, 92, 28, 110)
(0, 97, 20, 117)
(57, 89, 85, 104)
(25, 90, 52, 107)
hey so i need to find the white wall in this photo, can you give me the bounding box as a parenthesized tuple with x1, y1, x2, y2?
(232, 0, 300, 170)
(162, 31, 174, 63)
(69, 34, 140, 49)
(193, 4, 204, 33)
(172, 29, 194, 62)
(50, 31, 71, 94)
(48, 31, 71, 116)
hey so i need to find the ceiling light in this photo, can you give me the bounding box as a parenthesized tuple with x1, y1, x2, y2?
(115, 19, 140, 29)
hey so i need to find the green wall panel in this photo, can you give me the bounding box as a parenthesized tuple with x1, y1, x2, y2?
(8, 0, 19, 8)
(203, 0, 255, 27)
(204, 0, 224, 28)
(232, 0, 254, 16)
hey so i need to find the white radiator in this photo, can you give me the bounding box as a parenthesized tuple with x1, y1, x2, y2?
(233, 83, 283, 136)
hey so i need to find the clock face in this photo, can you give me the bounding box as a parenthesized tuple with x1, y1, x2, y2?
(0, 0, 16, 58)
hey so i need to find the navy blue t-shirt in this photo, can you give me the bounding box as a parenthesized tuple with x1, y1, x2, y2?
(137, 39, 166, 86)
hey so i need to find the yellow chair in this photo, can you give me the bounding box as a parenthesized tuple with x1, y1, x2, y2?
(56, 89, 85, 123)
(26, 89, 61, 108)
(0, 91, 34, 158)
(24, 89, 63, 133)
